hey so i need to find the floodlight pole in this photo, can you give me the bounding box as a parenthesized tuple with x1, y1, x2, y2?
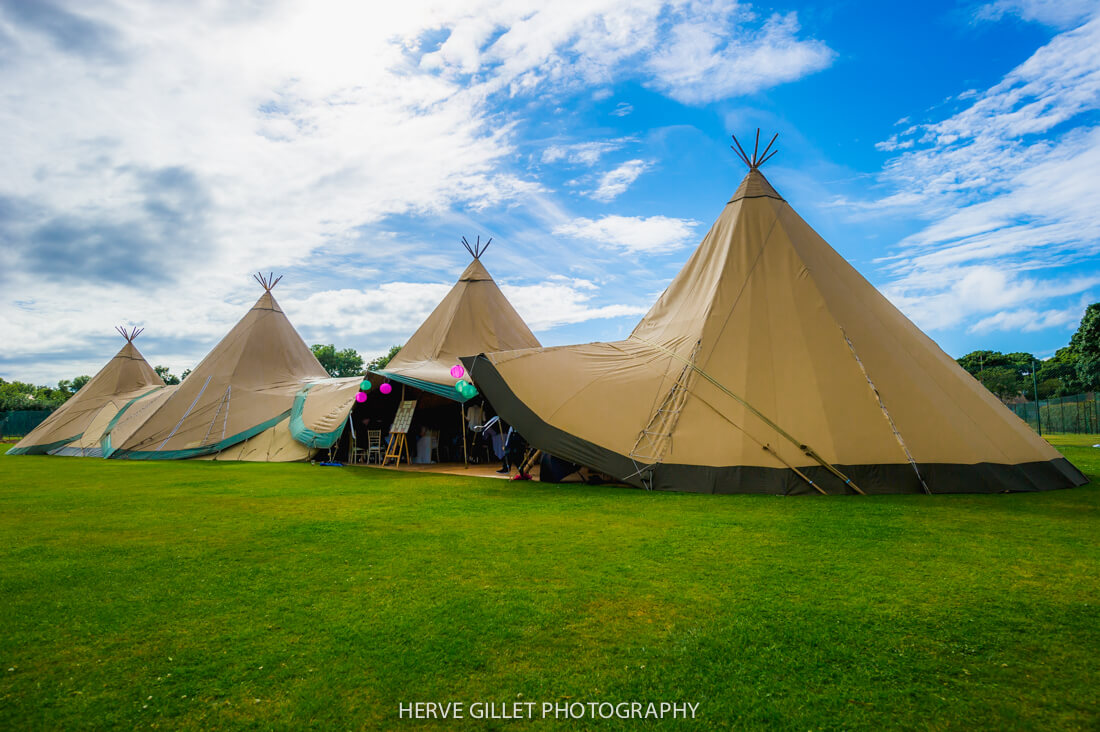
(1031, 360, 1042, 436)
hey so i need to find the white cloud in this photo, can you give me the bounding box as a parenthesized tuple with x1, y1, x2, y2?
(975, 0, 1098, 28)
(968, 304, 1088, 334)
(862, 15, 1100, 334)
(501, 280, 648, 329)
(287, 277, 646, 349)
(872, 17, 1100, 202)
(541, 140, 629, 166)
(0, 0, 831, 381)
(874, 134, 914, 152)
(285, 283, 454, 341)
(611, 102, 634, 116)
(882, 265, 1100, 331)
(590, 159, 650, 201)
(412, 1, 830, 103)
(645, 9, 833, 104)
(554, 214, 698, 253)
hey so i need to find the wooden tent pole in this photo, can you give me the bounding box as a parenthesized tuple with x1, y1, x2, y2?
(520, 449, 541, 476)
(460, 402, 468, 468)
(633, 334, 863, 495)
(347, 411, 355, 464)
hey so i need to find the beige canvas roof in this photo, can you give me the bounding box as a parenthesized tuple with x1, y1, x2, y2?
(111, 282, 329, 460)
(377, 257, 541, 396)
(466, 165, 1087, 495)
(283, 253, 543, 458)
(8, 330, 164, 456)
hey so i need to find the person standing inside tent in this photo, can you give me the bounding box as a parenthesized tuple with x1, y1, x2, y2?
(499, 424, 528, 476)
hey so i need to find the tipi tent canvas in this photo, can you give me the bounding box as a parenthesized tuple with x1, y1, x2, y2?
(465, 136, 1088, 495)
(109, 274, 330, 460)
(372, 237, 541, 401)
(7, 327, 165, 457)
(289, 240, 543, 461)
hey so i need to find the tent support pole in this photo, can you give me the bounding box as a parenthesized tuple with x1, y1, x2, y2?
(520, 449, 541, 477)
(634, 334, 863, 494)
(763, 444, 826, 495)
(460, 403, 468, 468)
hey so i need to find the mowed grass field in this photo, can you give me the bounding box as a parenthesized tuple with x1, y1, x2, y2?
(1, 437, 1098, 730)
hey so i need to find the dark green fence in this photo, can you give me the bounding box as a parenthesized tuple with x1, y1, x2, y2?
(1009, 392, 1100, 435)
(0, 410, 54, 439)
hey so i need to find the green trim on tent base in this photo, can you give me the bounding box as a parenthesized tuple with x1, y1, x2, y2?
(464, 355, 1090, 496)
(109, 410, 291, 461)
(5, 434, 82, 456)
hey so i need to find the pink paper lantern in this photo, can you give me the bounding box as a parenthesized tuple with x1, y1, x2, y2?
(355, 392, 367, 403)
(380, 383, 392, 395)
(450, 364, 465, 379)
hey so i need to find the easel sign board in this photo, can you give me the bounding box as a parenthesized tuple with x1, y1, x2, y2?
(391, 400, 417, 434)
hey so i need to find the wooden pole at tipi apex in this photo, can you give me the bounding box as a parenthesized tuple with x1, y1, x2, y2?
(730, 133, 752, 167)
(460, 235, 493, 259)
(252, 271, 284, 291)
(757, 132, 779, 165)
(730, 129, 779, 169)
(115, 325, 145, 343)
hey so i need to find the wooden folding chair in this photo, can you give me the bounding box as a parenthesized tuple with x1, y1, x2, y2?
(366, 430, 383, 464)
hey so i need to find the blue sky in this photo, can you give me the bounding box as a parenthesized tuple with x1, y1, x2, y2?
(1, 0, 1098, 383)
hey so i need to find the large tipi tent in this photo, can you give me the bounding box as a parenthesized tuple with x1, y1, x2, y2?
(7, 327, 166, 456)
(465, 135, 1087, 495)
(372, 237, 541, 400)
(109, 274, 331, 460)
(286, 239, 543, 460)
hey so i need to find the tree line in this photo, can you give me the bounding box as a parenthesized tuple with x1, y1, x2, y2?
(956, 303, 1100, 401)
(0, 344, 403, 412)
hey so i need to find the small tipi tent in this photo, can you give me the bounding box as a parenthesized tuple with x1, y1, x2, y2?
(289, 238, 543, 460)
(464, 134, 1087, 495)
(373, 237, 541, 400)
(109, 274, 330, 459)
(7, 327, 165, 456)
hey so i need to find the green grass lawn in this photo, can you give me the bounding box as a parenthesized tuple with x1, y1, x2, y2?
(1, 438, 1098, 730)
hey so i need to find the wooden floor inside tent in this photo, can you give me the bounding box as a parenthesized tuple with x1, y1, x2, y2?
(352, 461, 542, 481)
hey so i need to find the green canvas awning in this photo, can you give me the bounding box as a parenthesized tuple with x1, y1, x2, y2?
(370, 369, 474, 402)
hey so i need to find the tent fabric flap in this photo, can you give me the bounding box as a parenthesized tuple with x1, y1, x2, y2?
(288, 379, 361, 448)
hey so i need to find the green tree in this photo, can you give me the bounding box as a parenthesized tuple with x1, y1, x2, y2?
(956, 350, 1037, 398)
(0, 379, 70, 410)
(310, 344, 365, 378)
(1036, 345, 1081, 396)
(0, 380, 37, 410)
(366, 345, 403, 372)
(180, 369, 192, 382)
(154, 366, 181, 385)
(980, 366, 1023, 400)
(1069, 303, 1100, 390)
(57, 375, 92, 395)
